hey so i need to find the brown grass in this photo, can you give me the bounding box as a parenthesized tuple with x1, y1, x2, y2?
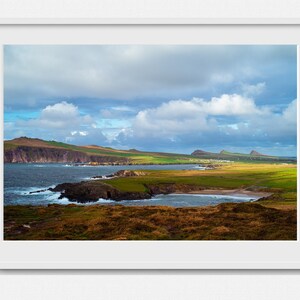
(4, 202, 296, 240)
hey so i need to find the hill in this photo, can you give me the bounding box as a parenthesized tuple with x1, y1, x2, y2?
(4, 137, 296, 164)
(191, 150, 211, 156)
(250, 150, 265, 156)
(4, 137, 200, 164)
(191, 148, 295, 163)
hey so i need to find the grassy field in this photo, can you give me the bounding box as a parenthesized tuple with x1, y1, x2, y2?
(104, 163, 297, 209)
(4, 202, 297, 240)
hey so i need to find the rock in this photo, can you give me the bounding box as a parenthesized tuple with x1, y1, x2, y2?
(29, 189, 48, 194)
(146, 183, 205, 195)
(51, 177, 203, 204)
(51, 181, 151, 203)
(198, 164, 221, 170)
(113, 170, 146, 177)
(91, 170, 145, 180)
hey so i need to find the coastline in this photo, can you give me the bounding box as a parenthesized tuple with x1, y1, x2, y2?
(176, 189, 272, 199)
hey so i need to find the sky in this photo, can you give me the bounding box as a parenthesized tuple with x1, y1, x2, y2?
(4, 45, 297, 156)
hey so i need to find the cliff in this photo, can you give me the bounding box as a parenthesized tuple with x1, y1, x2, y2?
(4, 145, 129, 164)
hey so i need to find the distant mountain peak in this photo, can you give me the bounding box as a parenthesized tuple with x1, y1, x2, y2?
(128, 148, 141, 153)
(9, 136, 47, 145)
(220, 150, 228, 154)
(250, 150, 265, 156)
(191, 149, 211, 156)
(12, 136, 36, 141)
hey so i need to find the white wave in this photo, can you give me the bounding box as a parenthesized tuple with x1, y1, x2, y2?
(96, 198, 115, 203)
(71, 198, 116, 206)
(158, 193, 258, 201)
(10, 185, 56, 196)
(11, 187, 47, 195)
(193, 166, 207, 170)
(85, 175, 116, 181)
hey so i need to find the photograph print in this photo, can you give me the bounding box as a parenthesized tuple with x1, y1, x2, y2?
(3, 45, 297, 240)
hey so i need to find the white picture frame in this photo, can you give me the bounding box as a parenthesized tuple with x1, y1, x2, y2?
(0, 0, 300, 24)
(0, 1, 299, 269)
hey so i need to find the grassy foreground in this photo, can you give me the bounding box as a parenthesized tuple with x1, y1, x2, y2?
(4, 203, 297, 240)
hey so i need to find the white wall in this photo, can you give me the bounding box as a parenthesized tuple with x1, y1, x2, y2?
(1, 270, 300, 300)
(0, 0, 299, 23)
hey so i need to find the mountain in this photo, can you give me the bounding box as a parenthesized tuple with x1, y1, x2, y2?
(250, 150, 265, 156)
(4, 137, 198, 164)
(191, 150, 211, 156)
(220, 150, 230, 155)
(191, 148, 295, 162)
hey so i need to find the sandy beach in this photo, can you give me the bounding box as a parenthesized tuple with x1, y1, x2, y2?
(175, 189, 272, 199)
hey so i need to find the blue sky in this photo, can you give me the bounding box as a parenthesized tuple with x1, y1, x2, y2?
(4, 45, 297, 156)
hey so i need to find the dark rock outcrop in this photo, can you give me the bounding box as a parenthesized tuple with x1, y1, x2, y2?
(91, 170, 146, 180)
(146, 183, 205, 195)
(51, 181, 151, 203)
(113, 170, 146, 177)
(50, 179, 206, 204)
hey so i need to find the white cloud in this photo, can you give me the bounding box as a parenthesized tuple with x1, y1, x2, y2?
(117, 95, 296, 154)
(66, 128, 106, 145)
(22, 101, 93, 129)
(14, 101, 108, 145)
(5, 45, 295, 108)
(241, 82, 266, 96)
(198, 94, 262, 115)
(131, 103, 212, 138)
(130, 94, 264, 138)
(282, 99, 297, 124)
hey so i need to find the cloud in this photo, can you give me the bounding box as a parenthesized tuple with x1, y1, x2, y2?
(4, 45, 296, 111)
(241, 82, 266, 96)
(116, 95, 297, 154)
(129, 94, 263, 138)
(21, 101, 93, 129)
(11, 101, 107, 145)
(65, 128, 107, 145)
(197, 94, 262, 115)
(282, 99, 297, 124)
(100, 106, 136, 119)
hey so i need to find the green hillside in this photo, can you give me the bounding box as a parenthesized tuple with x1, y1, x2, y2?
(4, 137, 296, 164)
(191, 149, 295, 163)
(4, 137, 201, 164)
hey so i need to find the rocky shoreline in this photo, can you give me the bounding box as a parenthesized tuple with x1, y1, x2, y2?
(30, 169, 271, 204)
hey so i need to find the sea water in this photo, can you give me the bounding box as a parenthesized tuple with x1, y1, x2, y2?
(4, 163, 258, 207)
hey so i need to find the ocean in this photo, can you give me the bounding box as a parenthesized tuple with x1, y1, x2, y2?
(4, 163, 258, 207)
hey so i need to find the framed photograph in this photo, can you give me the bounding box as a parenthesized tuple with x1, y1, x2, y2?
(0, 2, 299, 269)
